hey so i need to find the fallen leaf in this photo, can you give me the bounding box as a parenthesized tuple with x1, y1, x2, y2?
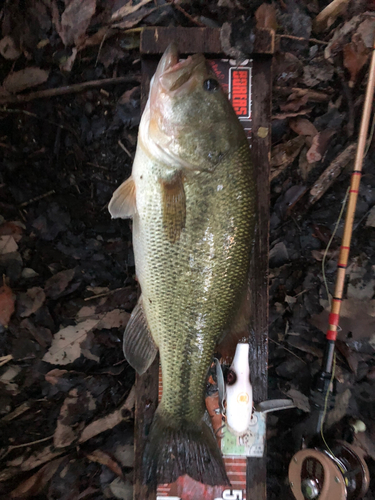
(366, 205, 375, 227)
(9, 457, 65, 498)
(44, 268, 75, 299)
(326, 388, 352, 427)
(79, 385, 135, 443)
(0, 221, 24, 242)
(0, 36, 21, 60)
(96, 309, 130, 329)
(20, 318, 52, 348)
(85, 449, 123, 478)
(54, 388, 96, 448)
(3, 67, 50, 94)
(313, 0, 350, 33)
(109, 477, 133, 500)
(58, 0, 97, 47)
(303, 59, 334, 87)
(343, 33, 370, 87)
(283, 387, 310, 412)
(279, 94, 308, 113)
(45, 369, 68, 385)
(289, 117, 318, 146)
(0, 235, 18, 255)
(271, 135, 305, 178)
(306, 129, 336, 164)
(17, 287, 46, 318)
(0, 284, 15, 328)
(111, 0, 152, 22)
(0, 365, 21, 394)
(42, 319, 99, 365)
(255, 3, 278, 30)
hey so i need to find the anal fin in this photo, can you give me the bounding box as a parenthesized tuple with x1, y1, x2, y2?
(109, 176, 136, 219)
(123, 295, 157, 375)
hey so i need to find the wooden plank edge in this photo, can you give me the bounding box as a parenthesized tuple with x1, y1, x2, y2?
(140, 26, 275, 55)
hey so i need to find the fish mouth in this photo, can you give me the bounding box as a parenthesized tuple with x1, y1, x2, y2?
(156, 43, 206, 93)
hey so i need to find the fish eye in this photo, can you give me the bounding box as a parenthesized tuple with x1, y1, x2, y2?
(203, 78, 219, 92)
(226, 369, 237, 386)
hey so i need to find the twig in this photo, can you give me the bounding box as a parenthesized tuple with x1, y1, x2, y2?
(19, 190, 55, 208)
(0, 75, 140, 105)
(0, 354, 13, 367)
(268, 337, 307, 364)
(84, 287, 127, 301)
(0, 435, 54, 461)
(118, 140, 132, 159)
(276, 34, 328, 45)
(308, 143, 357, 205)
(168, 0, 205, 27)
(273, 86, 332, 102)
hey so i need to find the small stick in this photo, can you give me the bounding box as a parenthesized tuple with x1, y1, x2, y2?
(84, 286, 127, 301)
(19, 190, 55, 207)
(308, 143, 357, 205)
(168, 1, 205, 27)
(0, 75, 140, 105)
(118, 140, 132, 159)
(276, 34, 329, 45)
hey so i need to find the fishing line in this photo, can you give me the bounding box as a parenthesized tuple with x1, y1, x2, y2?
(322, 187, 350, 308)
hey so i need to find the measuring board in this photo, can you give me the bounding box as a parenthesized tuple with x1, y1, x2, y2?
(134, 27, 273, 500)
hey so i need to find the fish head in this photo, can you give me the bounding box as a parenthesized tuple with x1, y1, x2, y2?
(140, 43, 246, 171)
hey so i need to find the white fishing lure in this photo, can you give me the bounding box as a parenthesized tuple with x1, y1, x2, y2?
(225, 343, 253, 436)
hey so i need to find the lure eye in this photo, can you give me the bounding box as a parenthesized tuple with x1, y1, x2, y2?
(203, 78, 219, 92)
(226, 369, 237, 386)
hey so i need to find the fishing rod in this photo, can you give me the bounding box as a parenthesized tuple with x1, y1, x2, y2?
(288, 37, 375, 500)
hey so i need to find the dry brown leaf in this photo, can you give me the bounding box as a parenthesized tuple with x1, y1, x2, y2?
(85, 449, 123, 478)
(44, 268, 75, 299)
(0, 36, 21, 60)
(255, 3, 278, 30)
(45, 369, 68, 385)
(54, 388, 96, 448)
(58, 0, 97, 47)
(42, 319, 99, 365)
(343, 33, 370, 88)
(79, 385, 135, 443)
(0, 284, 15, 328)
(9, 457, 65, 498)
(306, 129, 336, 163)
(289, 117, 318, 146)
(279, 94, 308, 113)
(270, 136, 305, 180)
(111, 0, 152, 22)
(0, 221, 24, 242)
(17, 287, 46, 318)
(3, 67, 50, 94)
(0, 235, 18, 254)
(313, 0, 350, 33)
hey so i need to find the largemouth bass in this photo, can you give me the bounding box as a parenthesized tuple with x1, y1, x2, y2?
(109, 44, 256, 487)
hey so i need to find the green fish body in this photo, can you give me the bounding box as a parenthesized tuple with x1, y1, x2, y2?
(109, 44, 256, 486)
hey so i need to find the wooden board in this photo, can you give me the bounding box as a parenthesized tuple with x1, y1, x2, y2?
(134, 27, 272, 500)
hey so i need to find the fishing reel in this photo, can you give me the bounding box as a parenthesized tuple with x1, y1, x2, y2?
(288, 440, 370, 500)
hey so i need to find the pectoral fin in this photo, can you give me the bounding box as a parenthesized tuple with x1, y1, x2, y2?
(109, 176, 136, 219)
(160, 173, 186, 243)
(123, 295, 157, 375)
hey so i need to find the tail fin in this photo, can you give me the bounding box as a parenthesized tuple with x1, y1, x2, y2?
(143, 409, 229, 487)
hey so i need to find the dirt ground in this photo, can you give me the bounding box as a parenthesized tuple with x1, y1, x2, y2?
(0, 1, 375, 499)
